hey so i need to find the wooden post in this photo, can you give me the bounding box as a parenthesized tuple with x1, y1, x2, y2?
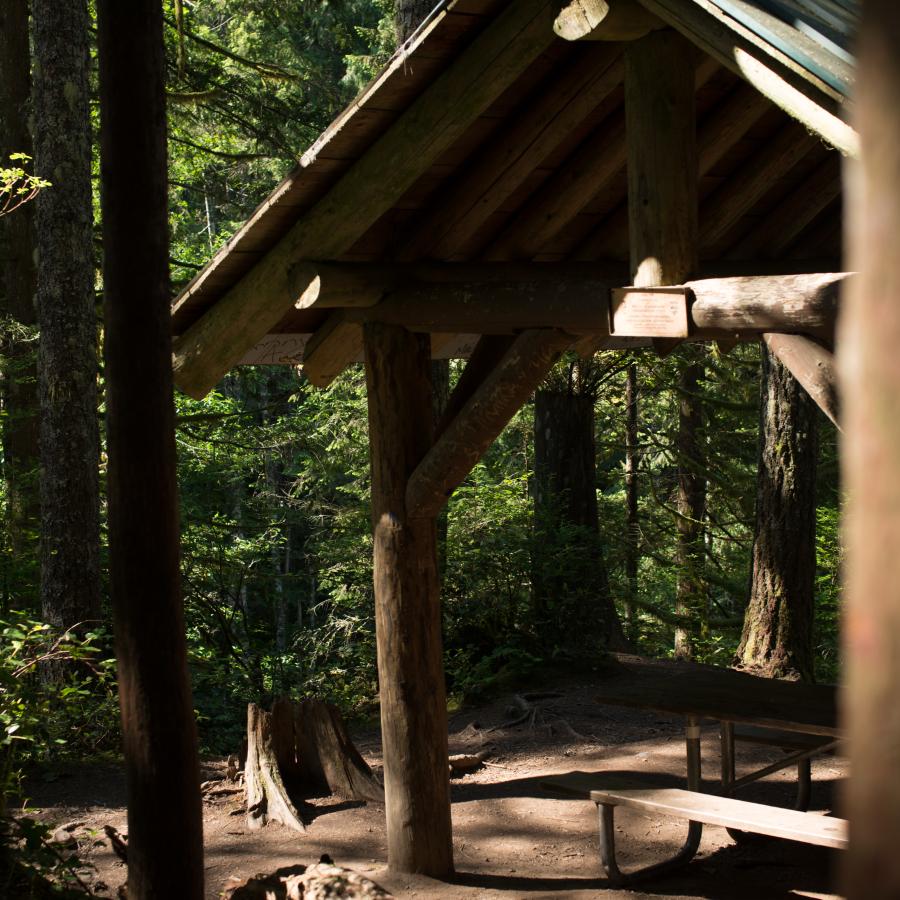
(840, 3, 900, 895)
(97, 2, 204, 897)
(364, 322, 453, 876)
(626, 29, 701, 657)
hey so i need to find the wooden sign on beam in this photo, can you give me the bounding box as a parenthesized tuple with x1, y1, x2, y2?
(610, 286, 690, 337)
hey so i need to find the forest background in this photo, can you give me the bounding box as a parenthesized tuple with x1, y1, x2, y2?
(0, 0, 840, 812)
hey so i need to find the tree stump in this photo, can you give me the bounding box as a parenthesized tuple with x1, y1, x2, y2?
(244, 698, 384, 832)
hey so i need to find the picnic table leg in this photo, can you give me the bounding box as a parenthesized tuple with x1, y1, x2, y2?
(595, 714, 704, 886)
(597, 802, 703, 887)
(720, 721, 735, 792)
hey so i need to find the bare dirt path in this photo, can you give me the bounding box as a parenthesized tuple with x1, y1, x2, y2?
(25, 670, 846, 899)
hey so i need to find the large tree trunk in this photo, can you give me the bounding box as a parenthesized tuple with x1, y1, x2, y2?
(533, 364, 626, 650)
(97, 3, 204, 897)
(737, 344, 817, 681)
(394, 0, 434, 43)
(674, 351, 707, 659)
(32, 0, 101, 632)
(840, 4, 900, 894)
(0, 0, 39, 611)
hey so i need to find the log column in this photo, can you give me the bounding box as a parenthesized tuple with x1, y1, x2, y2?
(626, 29, 701, 655)
(363, 321, 453, 876)
(840, 3, 900, 895)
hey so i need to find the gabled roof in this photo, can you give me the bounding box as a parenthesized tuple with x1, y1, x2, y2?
(171, 0, 854, 393)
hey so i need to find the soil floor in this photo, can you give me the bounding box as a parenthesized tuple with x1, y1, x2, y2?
(24, 667, 846, 900)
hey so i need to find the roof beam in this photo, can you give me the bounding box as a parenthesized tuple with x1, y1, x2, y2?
(554, 0, 664, 41)
(406, 329, 574, 518)
(170, 0, 561, 398)
(635, 0, 858, 156)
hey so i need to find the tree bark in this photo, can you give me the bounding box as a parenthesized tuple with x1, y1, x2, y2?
(533, 362, 626, 649)
(624, 362, 640, 638)
(737, 345, 817, 681)
(364, 321, 453, 876)
(0, 0, 39, 610)
(394, 0, 435, 43)
(674, 351, 707, 659)
(97, 2, 204, 897)
(32, 0, 101, 632)
(839, 4, 900, 894)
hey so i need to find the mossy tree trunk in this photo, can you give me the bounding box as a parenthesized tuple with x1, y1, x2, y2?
(32, 0, 101, 635)
(737, 344, 817, 681)
(533, 361, 626, 650)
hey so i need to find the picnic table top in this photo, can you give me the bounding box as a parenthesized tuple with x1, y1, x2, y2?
(596, 655, 839, 738)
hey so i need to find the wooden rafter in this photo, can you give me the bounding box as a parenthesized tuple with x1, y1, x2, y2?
(170, 0, 561, 399)
(635, 0, 858, 156)
(397, 44, 624, 261)
(700, 123, 818, 255)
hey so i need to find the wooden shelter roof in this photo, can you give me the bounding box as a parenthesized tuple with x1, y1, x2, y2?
(170, 0, 855, 393)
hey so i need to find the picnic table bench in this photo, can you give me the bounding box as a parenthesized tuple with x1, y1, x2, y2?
(542, 771, 848, 886)
(542, 657, 844, 886)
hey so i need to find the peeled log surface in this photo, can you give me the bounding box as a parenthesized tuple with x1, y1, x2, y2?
(763, 333, 840, 429)
(406, 329, 574, 519)
(554, 0, 662, 41)
(687, 272, 847, 341)
(244, 699, 383, 832)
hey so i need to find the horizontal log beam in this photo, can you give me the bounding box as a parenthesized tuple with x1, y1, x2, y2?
(635, 0, 858, 156)
(170, 0, 560, 398)
(763, 332, 840, 429)
(686, 271, 845, 341)
(554, 0, 663, 41)
(406, 329, 573, 518)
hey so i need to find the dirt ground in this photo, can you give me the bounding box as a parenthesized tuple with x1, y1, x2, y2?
(24, 668, 846, 899)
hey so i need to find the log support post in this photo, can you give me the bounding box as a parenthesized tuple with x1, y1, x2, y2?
(363, 322, 453, 877)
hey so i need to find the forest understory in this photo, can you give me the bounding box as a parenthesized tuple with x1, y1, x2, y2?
(23, 668, 846, 900)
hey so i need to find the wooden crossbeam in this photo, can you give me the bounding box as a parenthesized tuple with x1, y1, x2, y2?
(554, 0, 663, 41)
(635, 0, 858, 156)
(170, 0, 560, 399)
(406, 329, 574, 518)
(398, 45, 624, 261)
(763, 332, 839, 429)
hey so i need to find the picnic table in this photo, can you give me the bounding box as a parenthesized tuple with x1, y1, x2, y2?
(543, 656, 844, 885)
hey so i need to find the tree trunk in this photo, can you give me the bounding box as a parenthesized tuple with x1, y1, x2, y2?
(97, 3, 204, 897)
(364, 321, 453, 877)
(674, 351, 707, 659)
(737, 344, 817, 681)
(624, 362, 640, 638)
(533, 369, 626, 650)
(0, 0, 39, 611)
(32, 0, 101, 633)
(245, 698, 384, 832)
(394, 0, 435, 43)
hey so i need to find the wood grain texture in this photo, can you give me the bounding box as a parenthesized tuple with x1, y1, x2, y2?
(763, 333, 839, 428)
(406, 329, 573, 518)
(364, 322, 453, 876)
(554, 0, 662, 41)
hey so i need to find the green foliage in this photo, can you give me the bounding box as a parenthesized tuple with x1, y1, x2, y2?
(0, 154, 50, 218)
(0, 613, 118, 813)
